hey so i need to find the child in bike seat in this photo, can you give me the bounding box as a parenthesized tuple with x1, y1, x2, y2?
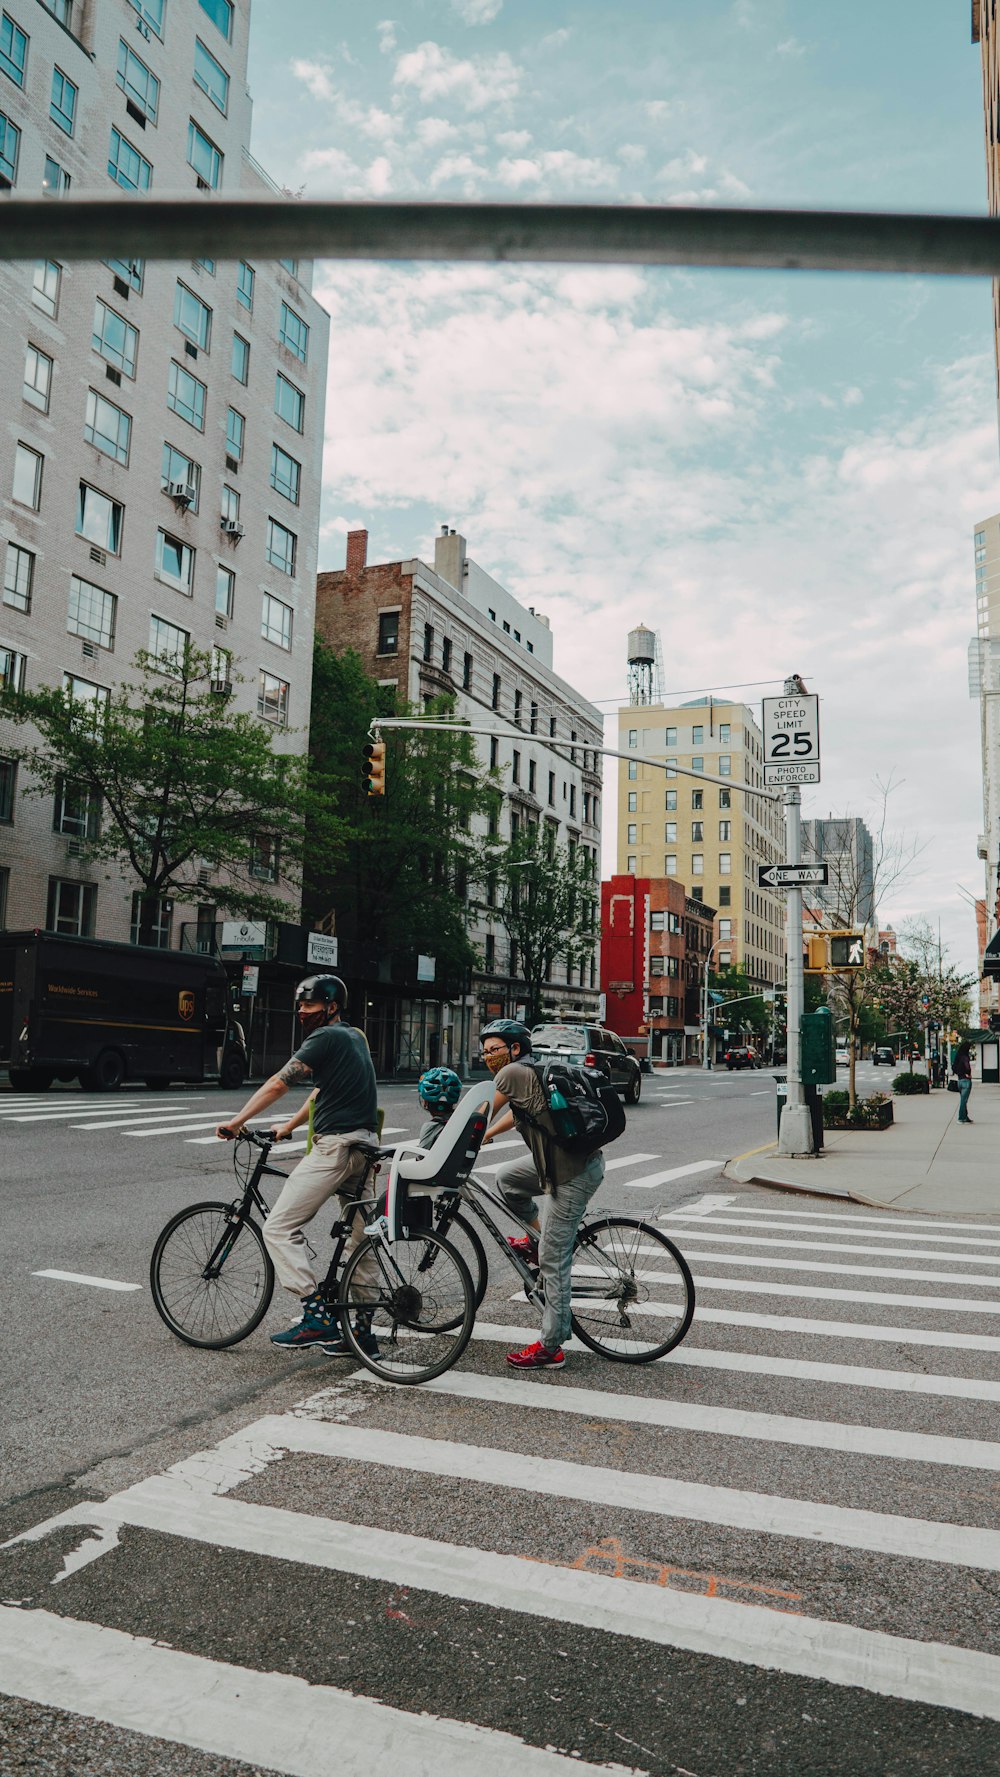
(417, 1066, 463, 1149)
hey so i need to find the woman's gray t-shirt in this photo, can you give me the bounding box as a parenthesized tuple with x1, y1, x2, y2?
(293, 1023, 377, 1136)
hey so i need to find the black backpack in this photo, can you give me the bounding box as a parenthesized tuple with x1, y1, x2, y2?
(525, 1057, 627, 1156)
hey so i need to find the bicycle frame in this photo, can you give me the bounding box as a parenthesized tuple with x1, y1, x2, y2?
(438, 1169, 644, 1305)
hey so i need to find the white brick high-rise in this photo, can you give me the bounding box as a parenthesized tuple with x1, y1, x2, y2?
(0, 0, 329, 944)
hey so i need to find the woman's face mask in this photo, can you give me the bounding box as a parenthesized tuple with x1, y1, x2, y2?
(483, 1045, 509, 1075)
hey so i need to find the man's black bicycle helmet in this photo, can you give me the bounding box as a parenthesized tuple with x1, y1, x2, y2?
(480, 1018, 532, 1053)
(295, 974, 348, 1011)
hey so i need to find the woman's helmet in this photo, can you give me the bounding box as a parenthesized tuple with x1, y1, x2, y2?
(480, 1019, 532, 1054)
(418, 1066, 463, 1118)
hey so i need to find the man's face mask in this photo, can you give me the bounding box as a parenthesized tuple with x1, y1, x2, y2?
(297, 1003, 327, 1037)
(483, 1045, 509, 1075)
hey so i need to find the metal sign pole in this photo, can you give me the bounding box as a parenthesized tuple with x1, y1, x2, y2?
(777, 732, 815, 1158)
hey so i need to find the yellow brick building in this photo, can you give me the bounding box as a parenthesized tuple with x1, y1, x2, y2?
(616, 698, 786, 987)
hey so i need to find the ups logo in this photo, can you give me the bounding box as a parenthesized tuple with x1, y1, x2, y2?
(178, 989, 196, 1022)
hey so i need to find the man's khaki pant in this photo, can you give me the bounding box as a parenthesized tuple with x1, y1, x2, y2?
(262, 1128, 378, 1299)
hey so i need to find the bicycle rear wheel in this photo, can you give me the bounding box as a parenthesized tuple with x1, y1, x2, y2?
(339, 1228, 475, 1384)
(150, 1201, 275, 1349)
(569, 1216, 695, 1363)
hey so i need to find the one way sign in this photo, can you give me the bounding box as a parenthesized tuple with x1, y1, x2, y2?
(757, 863, 830, 889)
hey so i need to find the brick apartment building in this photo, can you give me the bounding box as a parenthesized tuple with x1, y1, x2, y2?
(601, 873, 714, 1066)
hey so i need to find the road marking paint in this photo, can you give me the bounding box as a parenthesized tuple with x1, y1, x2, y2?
(749, 1091, 770, 1096)
(361, 1366, 1000, 1473)
(671, 1193, 738, 1217)
(184, 1416, 1000, 1573)
(3, 1103, 191, 1123)
(664, 1251, 1000, 1289)
(463, 1321, 1000, 1401)
(665, 1227, 1000, 1267)
(475, 1150, 658, 1177)
(686, 1274, 1000, 1316)
(683, 1207, 1000, 1243)
(621, 1161, 727, 1189)
(73, 1108, 217, 1130)
(0, 1607, 626, 1777)
(186, 1124, 413, 1147)
(124, 1118, 252, 1137)
(31, 1269, 140, 1292)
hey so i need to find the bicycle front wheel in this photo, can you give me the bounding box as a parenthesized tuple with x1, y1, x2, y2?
(569, 1216, 695, 1363)
(150, 1201, 275, 1349)
(339, 1229, 475, 1384)
(433, 1204, 488, 1320)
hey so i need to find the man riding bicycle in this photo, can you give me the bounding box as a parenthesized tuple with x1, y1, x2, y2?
(480, 1019, 605, 1371)
(215, 973, 379, 1355)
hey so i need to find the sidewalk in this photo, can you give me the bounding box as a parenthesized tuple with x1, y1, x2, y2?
(726, 1082, 1000, 1216)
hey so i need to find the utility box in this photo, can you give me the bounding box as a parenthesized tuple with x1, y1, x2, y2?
(801, 1007, 836, 1085)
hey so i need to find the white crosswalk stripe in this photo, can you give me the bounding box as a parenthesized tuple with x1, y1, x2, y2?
(5, 1194, 1000, 1765)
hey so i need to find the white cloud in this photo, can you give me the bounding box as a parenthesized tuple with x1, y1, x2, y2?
(290, 57, 335, 102)
(393, 40, 522, 111)
(451, 0, 503, 22)
(618, 143, 647, 166)
(377, 19, 396, 54)
(495, 156, 542, 187)
(496, 149, 619, 191)
(842, 386, 864, 407)
(645, 100, 673, 121)
(428, 152, 489, 190)
(539, 27, 571, 48)
(776, 36, 806, 57)
(364, 155, 393, 195)
(495, 128, 532, 151)
(416, 116, 460, 147)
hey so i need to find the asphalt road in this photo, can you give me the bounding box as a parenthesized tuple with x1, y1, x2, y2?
(3, 1060, 999, 1776)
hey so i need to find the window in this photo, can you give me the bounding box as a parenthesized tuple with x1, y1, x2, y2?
(650, 955, 664, 977)
(278, 302, 309, 362)
(650, 911, 665, 931)
(491, 672, 500, 711)
(117, 39, 159, 121)
(275, 371, 304, 432)
(167, 360, 206, 430)
(32, 259, 60, 317)
(719, 788, 731, 809)
(0, 756, 15, 822)
(627, 759, 637, 781)
(269, 443, 300, 504)
(665, 788, 676, 811)
(692, 725, 705, 745)
(155, 529, 195, 594)
(513, 688, 523, 727)
(265, 517, 296, 576)
(23, 344, 52, 412)
(377, 610, 399, 654)
(530, 700, 538, 734)
(665, 759, 677, 778)
(220, 483, 239, 525)
(719, 819, 732, 841)
(627, 791, 637, 812)
(130, 891, 172, 948)
(226, 407, 245, 461)
(92, 300, 138, 378)
(718, 852, 731, 874)
(719, 885, 731, 907)
(108, 127, 151, 191)
(236, 261, 254, 310)
(628, 729, 638, 748)
(231, 332, 249, 384)
(211, 643, 231, 684)
(569, 785, 577, 816)
(691, 886, 703, 902)
(1, 14, 27, 88)
(194, 37, 229, 111)
(105, 254, 143, 292)
(719, 919, 732, 940)
(627, 823, 637, 844)
(215, 564, 234, 617)
(664, 821, 676, 842)
(441, 636, 452, 675)
(664, 854, 677, 875)
(422, 621, 433, 661)
(13, 443, 43, 509)
(76, 483, 123, 553)
(160, 443, 200, 510)
(198, 0, 233, 40)
(512, 749, 520, 786)
(261, 592, 292, 649)
(174, 282, 212, 350)
(43, 154, 70, 193)
(463, 651, 472, 690)
(0, 647, 24, 693)
(3, 542, 33, 612)
(0, 109, 19, 183)
(691, 820, 704, 841)
(692, 854, 704, 875)
(691, 756, 703, 773)
(627, 856, 637, 873)
(662, 725, 676, 746)
(149, 613, 189, 669)
(719, 723, 730, 745)
(127, 0, 164, 35)
(187, 119, 222, 187)
(47, 879, 96, 938)
(84, 389, 131, 465)
(719, 755, 731, 776)
(68, 576, 116, 649)
(63, 673, 108, 723)
(257, 669, 289, 725)
(548, 770, 555, 805)
(50, 68, 77, 134)
(528, 758, 537, 794)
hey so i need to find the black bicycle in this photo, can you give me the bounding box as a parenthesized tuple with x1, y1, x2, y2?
(149, 1130, 475, 1383)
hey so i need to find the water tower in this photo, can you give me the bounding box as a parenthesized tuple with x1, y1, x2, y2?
(627, 625, 662, 705)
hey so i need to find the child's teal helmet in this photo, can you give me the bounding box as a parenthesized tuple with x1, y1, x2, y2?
(418, 1067, 463, 1113)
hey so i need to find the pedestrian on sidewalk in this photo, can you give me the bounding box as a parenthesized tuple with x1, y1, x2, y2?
(953, 1040, 974, 1125)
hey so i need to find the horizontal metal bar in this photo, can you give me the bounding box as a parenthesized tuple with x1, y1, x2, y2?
(2, 197, 1000, 275)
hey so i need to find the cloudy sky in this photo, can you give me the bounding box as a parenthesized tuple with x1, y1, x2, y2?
(248, 0, 997, 977)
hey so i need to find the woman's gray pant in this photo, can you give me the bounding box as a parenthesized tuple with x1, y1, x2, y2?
(496, 1152, 605, 1351)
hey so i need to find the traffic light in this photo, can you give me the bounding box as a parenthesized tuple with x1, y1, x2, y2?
(803, 936, 827, 973)
(363, 740, 386, 798)
(829, 933, 865, 970)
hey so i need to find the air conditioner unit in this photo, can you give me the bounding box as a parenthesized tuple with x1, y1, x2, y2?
(221, 519, 244, 539)
(136, 15, 151, 37)
(167, 479, 195, 505)
(210, 678, 233, 696)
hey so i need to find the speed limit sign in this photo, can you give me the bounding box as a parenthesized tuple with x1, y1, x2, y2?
(761, 693, 820, 786)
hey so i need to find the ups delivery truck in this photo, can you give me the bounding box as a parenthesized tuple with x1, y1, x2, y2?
(0, 931, 247, 1092)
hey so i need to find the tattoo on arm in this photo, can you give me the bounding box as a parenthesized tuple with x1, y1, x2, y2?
(277, 1057, 313, 1088)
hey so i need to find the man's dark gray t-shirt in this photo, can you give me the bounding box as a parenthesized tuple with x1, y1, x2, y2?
(293, 1023, 377, 1137)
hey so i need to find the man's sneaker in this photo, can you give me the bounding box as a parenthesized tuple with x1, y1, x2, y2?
(506, 1340, 565, 1369)
(270, 1293, 338, 1349)
(319, 1329, 381, 1359)
(507, 1235, 538, 1261)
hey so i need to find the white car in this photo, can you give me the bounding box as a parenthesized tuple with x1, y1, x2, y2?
(835, 1046, 849, 1067)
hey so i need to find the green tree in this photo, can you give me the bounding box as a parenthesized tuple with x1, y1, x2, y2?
(306, 642, 498, 982)
(479, 821, 599, 1027)
(708, 966, 770, 1052)
(0, 646, 344, 944)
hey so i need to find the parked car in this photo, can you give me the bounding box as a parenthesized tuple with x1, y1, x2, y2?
(872, 1046, 895, 1066)
(529, 1023, 642, 1103)
(836, 1046, 849, 1067)
(724, 1047, 759, 1071)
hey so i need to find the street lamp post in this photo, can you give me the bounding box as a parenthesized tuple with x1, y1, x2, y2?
(701, 939, 722, 1070)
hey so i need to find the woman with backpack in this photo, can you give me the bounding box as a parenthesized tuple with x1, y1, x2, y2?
(480, 1019, 605, 1371)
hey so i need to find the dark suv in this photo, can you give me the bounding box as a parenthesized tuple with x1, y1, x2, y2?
(873, 1046, 895, 1066)
(724, 1046, 759, 1070)
(529, 1024, 642, 1103)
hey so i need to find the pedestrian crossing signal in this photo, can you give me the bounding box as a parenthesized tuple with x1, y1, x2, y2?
(830, 933, 864, 970)
(363, 740, 386, 798)
(803, 937, 827, 973)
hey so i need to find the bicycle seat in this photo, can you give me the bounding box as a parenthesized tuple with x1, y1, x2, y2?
(348, 1141, 383, 1162)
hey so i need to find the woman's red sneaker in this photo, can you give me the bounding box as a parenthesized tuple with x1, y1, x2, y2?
(506, 1340, 565, 1369)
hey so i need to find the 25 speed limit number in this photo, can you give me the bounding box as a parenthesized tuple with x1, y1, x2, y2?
(761, 694, 820, 784)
